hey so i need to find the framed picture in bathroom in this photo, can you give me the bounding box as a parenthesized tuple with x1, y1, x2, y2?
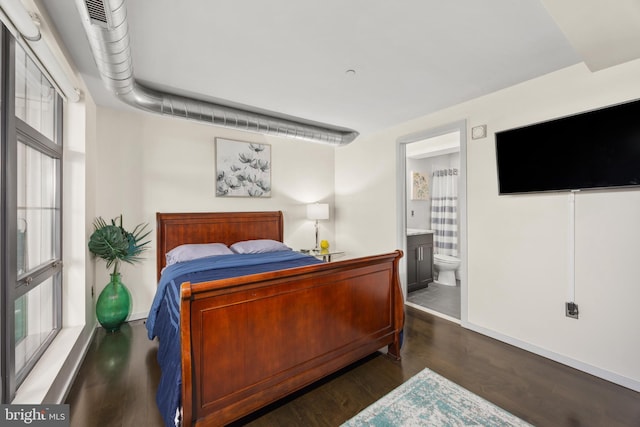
(411, 171, 429, 200)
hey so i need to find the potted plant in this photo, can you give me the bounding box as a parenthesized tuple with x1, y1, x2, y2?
(88, 215, 150, 332)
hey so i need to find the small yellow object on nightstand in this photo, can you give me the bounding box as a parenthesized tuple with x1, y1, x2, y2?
(320, 240, 329, 250)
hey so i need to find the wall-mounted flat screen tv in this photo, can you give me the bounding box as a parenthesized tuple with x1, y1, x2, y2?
(495, 98, 640, 194)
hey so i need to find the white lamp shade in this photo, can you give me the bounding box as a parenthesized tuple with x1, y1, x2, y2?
(307, 203, 329, 220)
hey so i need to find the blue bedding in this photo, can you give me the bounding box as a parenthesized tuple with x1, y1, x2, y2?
(146, 251, 323, 427)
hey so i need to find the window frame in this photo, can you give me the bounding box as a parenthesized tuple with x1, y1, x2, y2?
(1, 27, 64, 402)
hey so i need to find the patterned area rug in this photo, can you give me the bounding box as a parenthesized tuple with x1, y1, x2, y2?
(342, 367, 532, 426)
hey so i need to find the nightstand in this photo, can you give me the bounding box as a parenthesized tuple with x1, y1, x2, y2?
(300, 249, 345, 262)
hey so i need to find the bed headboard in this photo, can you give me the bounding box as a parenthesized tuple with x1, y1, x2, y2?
(156, 211, 284, 280)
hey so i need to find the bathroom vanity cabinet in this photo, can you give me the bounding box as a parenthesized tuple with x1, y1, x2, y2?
(407, 233, 434, 293)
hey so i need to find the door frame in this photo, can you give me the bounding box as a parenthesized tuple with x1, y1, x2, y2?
(396, 120, 468, 324)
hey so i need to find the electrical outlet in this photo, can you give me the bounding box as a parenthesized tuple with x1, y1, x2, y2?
(565, 302, 579, 319)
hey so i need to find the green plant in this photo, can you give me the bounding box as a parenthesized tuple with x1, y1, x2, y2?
(88, 215, 151, 276)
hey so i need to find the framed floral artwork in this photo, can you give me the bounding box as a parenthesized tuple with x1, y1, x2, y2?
(215, 138, 271, 197)
(411, 171, 428, 200)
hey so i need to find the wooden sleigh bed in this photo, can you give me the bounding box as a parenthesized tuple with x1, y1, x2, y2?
(152, 211, 404, 426)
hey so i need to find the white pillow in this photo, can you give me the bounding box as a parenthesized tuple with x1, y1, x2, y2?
(230, 239, 291, 254)
(165, 243, 233, 266)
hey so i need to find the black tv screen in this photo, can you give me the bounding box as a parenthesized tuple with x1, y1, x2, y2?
(495, 99, 640, 194)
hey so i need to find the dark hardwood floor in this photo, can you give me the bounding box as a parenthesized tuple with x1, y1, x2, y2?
(65, 307, 640, 426)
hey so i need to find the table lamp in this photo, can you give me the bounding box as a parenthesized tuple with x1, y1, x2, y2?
(306, 203, 329, 250)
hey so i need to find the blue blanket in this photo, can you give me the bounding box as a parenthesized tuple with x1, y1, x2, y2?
(146, 251, 323, 427)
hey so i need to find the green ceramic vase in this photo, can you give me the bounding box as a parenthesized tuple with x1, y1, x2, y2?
(96, 273, 131, 332)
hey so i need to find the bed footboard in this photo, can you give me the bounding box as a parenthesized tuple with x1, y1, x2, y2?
(179, 250, 404, 426)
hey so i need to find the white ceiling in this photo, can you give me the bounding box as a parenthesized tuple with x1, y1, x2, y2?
(36, 1, 634, 139)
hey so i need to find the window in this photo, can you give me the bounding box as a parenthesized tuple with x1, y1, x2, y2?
(2, 31, 63, 402)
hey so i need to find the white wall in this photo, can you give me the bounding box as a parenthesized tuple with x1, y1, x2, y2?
(93, 108, 336, 319)
(63, 96, 95, 328)
(336, 59, 640, 390)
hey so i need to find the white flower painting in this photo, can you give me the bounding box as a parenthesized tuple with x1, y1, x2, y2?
(215, 138, 271, 197)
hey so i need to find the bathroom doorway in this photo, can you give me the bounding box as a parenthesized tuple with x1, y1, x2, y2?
(397, 122, 467, 323)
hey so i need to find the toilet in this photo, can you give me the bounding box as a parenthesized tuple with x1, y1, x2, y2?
(433, 254, 460, 286)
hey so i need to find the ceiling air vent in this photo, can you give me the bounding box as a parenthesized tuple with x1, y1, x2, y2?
(84, 0, 109, 28)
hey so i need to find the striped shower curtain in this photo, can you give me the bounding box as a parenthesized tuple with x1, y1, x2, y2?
(430, 168, 458, 256)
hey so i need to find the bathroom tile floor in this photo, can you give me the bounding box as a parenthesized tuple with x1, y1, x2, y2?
(407, 281, 461, 319)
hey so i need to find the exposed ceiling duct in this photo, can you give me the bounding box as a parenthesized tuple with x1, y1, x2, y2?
(74, 0, 359, 145)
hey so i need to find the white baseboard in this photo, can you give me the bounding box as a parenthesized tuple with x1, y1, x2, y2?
(462, 320, 640, 393)
(129, 311, 148, 322)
